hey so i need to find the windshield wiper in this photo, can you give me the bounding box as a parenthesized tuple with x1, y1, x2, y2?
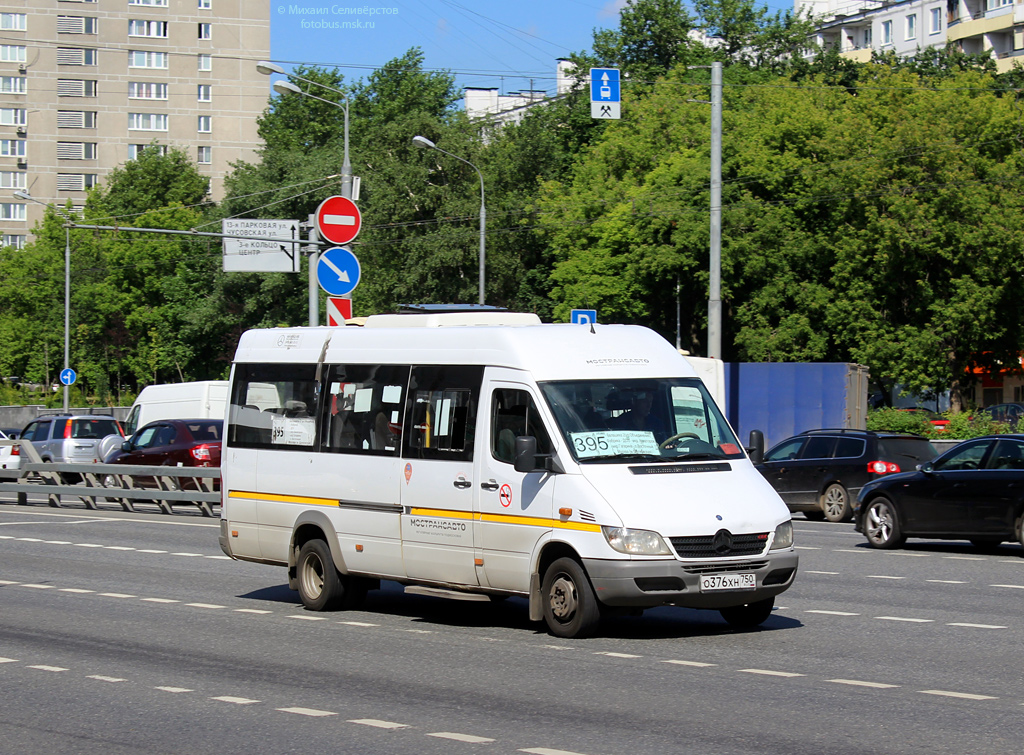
(669, 452, 725, 461)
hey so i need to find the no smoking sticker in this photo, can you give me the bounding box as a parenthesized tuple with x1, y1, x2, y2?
(499, 484, 513, 508)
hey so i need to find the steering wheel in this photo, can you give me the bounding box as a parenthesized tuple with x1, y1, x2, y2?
(659, 432, 699, 449)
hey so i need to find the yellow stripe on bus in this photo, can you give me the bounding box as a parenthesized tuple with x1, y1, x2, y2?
(408, 507, 475, 521)
(228, 490, 338, 508)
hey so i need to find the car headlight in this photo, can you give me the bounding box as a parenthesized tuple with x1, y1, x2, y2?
(770, 520, 794, 550)
(601, 526, 672, 555)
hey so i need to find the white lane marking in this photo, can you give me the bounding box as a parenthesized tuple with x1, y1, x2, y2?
(805, 570, 839, 575)
(886, 552, 930, 557)
(429, 732, 496, 744)
(920, 690, 997, 701)
(16, 537, 43, 542)
(234, 609, 272, 614)
(739, 669, 804, 678)
(43, 540, 71, 545)
(0, 535, 11, 538)
(28, 665, 69, 672)
(348, 719, 409, 729)
(943, 556, 985, 561)
(520, 748, 590, 755)
(74, 544, 104, 548)
(0, 579, 17, 584)
(155, 686, 193, 693)
(104, 546, 135, 551)
(595, 652, 641, 659)
(212, 696, 260, 705)
(289, 615, 327, 621)
(991, 584, 1024, 590)
(927, 580, 966, 584)
(206, 555, 231, 560)
(866, 575, 905, 580)
(542, 645, 574, 651)
(874, 616, 934, 623)
(59, 588, 94, 593)
(947, 622, 1007, 630)
(137, 549, 167, 554)
(827, 679, 900, 689)
(19, 584, 55, 589)
(88, 675, 126, 683)
(0, 657, 18, 663)
(405, 629, 434, 634)
(186, 603, 225, 609)
(794, 546, 821, 550)
(662, 660, 716, 667)
(806, 610, 859, 616)
(141, 598, 179, 603)
(277, 707, 338, 717)
(338, 621, 379, 627)
(835, 549, 866, 554)
(100, 593, 136, 599)
(171, 552, 202, 557)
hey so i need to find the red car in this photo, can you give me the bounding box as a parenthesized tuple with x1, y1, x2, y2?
(108, 419, 222, 469)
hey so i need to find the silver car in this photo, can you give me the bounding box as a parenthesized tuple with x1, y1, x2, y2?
(20, 415, 123, 465)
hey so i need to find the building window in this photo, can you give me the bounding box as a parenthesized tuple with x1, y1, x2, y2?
(58, 79, 97, 97)
(906, 14, 916, 39)
(198, 23, 211, 40)
(56, 174, 97, 191)
(988, 0, 1012, 9)
(0, 45, 26, 62)
(57, 47, 97, 65)
(0, 108, 26, 126)
(128, 143, 167, 159)
(0, 77, 26, 94)
(0, 14, 27, 31)
(0, 204, 26, 221)
(2, 234, 26, 249)
(129, 50, 168, 69)
(863, 27, 872, 47)
(199, 0, 211, 8)
(197, 146, 211, 164)
(197, 84, 211, 102)
(198, 54, 212, 71)
(0, 171, 26, 189)
(128, 19, 167, 37)
(128, 82, 168, 100)
(882, 20, 892, 45)
(57, 16, 97, 34)
(197, 115, 211, 132)
(0, 139, 26, 157)
(930, 8, 942, 33)
(57, 110, 97, 128)
(57, 142, 97, 160)
(128, 112, 168, 131)
(128, 0, 168, 6)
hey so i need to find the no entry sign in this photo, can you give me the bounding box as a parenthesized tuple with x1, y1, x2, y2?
(315, 195, 362, 246)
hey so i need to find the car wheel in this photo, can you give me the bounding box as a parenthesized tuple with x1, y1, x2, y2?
(821, 483, 852, 523)
(541, 557, 601, 639)
(296, 539, 345, 611)
(719, 597, 774, 629)
(863, 497, 905, 549)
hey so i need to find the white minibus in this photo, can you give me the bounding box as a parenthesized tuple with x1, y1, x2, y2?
(219, 312, 797, 638)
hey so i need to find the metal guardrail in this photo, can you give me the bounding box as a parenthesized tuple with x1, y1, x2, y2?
(0, 438, 220, 517)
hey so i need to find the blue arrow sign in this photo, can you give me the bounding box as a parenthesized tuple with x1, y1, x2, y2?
(60, 368, 77, 386)
(590, 68, 620, 103)
(571, 309, 597, 325)
(316, 247, 361, 297)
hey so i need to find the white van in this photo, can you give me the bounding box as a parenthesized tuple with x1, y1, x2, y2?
(219, 313, 797, 638)
(124, 380, 230, 436)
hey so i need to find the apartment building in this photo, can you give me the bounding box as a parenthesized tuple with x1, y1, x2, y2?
(0, 0, 269, 248)
(802, 0, 1024, 69)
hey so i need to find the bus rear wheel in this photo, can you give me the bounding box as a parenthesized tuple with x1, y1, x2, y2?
(296, 539, 345, 611)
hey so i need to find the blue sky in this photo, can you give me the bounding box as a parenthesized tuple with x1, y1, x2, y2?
(270, 0, 795, 97)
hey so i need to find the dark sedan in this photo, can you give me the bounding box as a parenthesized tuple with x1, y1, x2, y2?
(108, 419, 222, 469)
(854, 434, 1024, 551)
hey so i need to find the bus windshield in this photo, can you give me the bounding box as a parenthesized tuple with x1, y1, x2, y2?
(539, 378, 744, 464)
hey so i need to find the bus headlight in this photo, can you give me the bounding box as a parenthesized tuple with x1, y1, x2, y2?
(602, 526, 672, 555)
(770, 520, 794, 550)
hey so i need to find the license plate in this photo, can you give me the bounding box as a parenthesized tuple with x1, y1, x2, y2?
(699, 573, 756, 592)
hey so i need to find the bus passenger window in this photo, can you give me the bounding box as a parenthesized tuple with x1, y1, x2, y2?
(320, 364, 409, 457)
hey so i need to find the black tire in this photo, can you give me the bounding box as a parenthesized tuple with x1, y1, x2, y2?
(803, 510, 826, 521)
(970, 538, 1003, 553)
(541, 557, 601, 639)
(821, 483, 852, 523)
(863, 497, 905, 549)
(296, 539, 345, 611)
(719, 597, 774, 629)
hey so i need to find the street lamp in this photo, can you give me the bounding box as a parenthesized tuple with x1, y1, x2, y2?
(14, 191, 72, 411)
(412, 135, 486, 306)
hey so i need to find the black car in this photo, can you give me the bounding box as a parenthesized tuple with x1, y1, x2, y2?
(854, 434, 1024, 551)
(976, 403, 1024, 430)
(756, 429, 938, 523)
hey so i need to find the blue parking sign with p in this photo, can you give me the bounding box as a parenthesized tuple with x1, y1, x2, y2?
(571, 309, 597, 325)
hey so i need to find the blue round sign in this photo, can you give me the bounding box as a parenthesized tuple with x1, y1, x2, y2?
(60, 368, 77, 386)
(316, 247, 361, 297)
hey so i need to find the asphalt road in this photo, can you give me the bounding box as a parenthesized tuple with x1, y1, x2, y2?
(1, 498, 1022, 755)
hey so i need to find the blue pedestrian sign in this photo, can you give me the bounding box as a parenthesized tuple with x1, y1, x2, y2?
(60, 368, 77, 386)
(316, 247, 361, 297)
(571, 309, 597, 325)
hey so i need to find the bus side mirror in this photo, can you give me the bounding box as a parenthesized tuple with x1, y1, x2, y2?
(747, 430, 764, 464)
(514, 436, 538, 473)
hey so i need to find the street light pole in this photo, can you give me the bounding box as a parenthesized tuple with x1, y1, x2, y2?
(258, 63, 353, 325)
(412, 135, 486, 306)
(14, 191, 71, 411)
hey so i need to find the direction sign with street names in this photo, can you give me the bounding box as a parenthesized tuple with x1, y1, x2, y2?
(317, 247, 361, 297)
(222, 219, 300, 273)
(316, 196, 362, 246)
(590, 67, 621, 120)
